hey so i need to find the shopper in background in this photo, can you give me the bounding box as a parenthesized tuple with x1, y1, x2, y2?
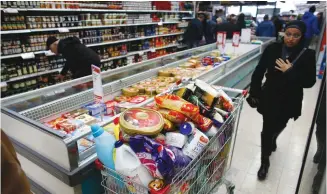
(312, 80, 326, 194)
(216, 16, 240, 39)
(46, 36, 100, 79)
(250, 17, 258, 28)
(272, 15, 283, 41)
(205, 13, 217, 44)
(317, 12, 324, 31)
(216, 17, 223, 25)
(247, 21, 316, 180)
(1, 130, 32, 194)
(212, 9, 225, 24)
(256, 15, 275, 37)
(236, 13, 246, 30)
(183, 13, 205, 48)
(302, 6, 320, 47)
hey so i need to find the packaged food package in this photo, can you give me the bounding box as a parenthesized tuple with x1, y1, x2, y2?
(188, 59, 201, 67)
(84, 103, 107, 116)
(211, 112, 224, 128)
(114, 95, 131, 103)
(128, 95, 149, 104)
(114, 102, 135, 114)
(119, 108, 164, 136)
(216, 89, 234, 112)
(163, 118, 177, 132)
(145, 87, 157, 96)
(154, 133, 166, 145)
(77, 138, 94, 153)
(210, 50, 220, 57)
(62, 108, 89, 119)
(173, 84, 194, 100)
(56, 120, 76, 133)
(179, 62, 195, 68)
(165, 132, 187, 148)
(46, 117, 65, 129)
(122, 87, 139, 97)
(191, 56, 200, 61)
(156, 87, 167, 95)
(167, 146, 192, 170)
(194, 79, 219, 108)
(188, 95, 213, 117)
(164, 77, 175, 83)
(158, 108, 189, 124)
(155, 95, 212, 132)
(105, 100, 118, 116)
(129, 135, 173, 181)
(182, 128, 209, 159)
(75, 114, 97, 125)
(158, 70, 172, 77)
(132, 84, 146, 94)
(149, 179, 170, 194)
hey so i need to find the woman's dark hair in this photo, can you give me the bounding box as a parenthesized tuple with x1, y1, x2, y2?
(237, 13, 246, 29)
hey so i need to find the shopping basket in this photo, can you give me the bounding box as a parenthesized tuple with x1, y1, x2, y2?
(95, 82, 247, 194)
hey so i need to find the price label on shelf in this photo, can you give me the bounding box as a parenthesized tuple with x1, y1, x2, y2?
(58, 28, 69, 33)
(158, 21, 163, 26)
(3, 8, 19, 13)
(232, 32, 240, 47)
(217, 32, 224, 45)
(138, 51, 144, 55)
(44, 50, 55, 56)
(21, 52, 35, 59)
(92, 65, 104, 104)
(150, 48, 156, 52)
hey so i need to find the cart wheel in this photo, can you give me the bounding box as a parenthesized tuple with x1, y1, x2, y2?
(227, 185, 235, 194)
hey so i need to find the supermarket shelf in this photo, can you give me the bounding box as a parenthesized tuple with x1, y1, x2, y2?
(100, 43, 179, 62)
(13, 8, 192, 13)
(86, 32, 183, 47)
(1, 53, 22, 59)
(0, 22, 180, 35)
(182, 17, 194, 20)
(1, 68, 62, 84)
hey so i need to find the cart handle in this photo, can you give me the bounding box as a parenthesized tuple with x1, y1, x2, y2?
(213, 85, 248, 96)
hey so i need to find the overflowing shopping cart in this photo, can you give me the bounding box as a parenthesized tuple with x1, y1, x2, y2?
(95, 80, 247, 194)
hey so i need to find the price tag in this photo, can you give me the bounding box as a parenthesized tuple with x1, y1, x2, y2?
(54, 89, 65, 94)
(21, 52, 35, 59)
(58, 28, 69, 33)
(150, 48, 156, 52)
(0, 82, 7, 88)
(92, 65, 104, 103)
(158, 21, 163, 26)
(3, 8, 19, 13)
(232, 32, 240, 47)
(138, 51, 144, 55)
(44, 50, 55, 56)
(217, 32, 224, 45)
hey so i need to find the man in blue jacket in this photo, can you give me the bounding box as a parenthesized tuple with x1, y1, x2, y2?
(302, 6, 320, 47)
(256, 15, 275, 37)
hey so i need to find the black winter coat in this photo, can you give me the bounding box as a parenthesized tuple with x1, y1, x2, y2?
(58, 36, 100, 78)
(183, 18, 203, 42)
(250, 42, 316, 119)
(216, 23, 241, 39)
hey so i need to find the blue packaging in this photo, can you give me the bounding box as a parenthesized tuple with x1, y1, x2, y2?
(85, 103, 107, 116)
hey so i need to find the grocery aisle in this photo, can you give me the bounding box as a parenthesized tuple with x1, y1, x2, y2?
(215, 80, 321, 194)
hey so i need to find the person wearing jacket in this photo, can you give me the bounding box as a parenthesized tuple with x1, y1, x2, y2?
(205, 13, 217, 44)
(46, 36, 101, 79)
(183, 13, 205, 48)
(247, 20, 316, 180)
(212, 9, 226, 24)
(256, 15, 275, 37)
(236, 13, 246, 30)
(302, 6, 320, 47)
(272, 15, 283, 41)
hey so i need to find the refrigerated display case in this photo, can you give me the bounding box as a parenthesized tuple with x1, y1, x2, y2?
(1, 37, 274, 194)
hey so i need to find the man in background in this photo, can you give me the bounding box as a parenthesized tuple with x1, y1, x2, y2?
(183, 13, 205, 48)
(212, 9, 226, 23)
(46, 36, 100, 79)
(272, 15, 283, 41)
(256, 15, 275, 37)
(302, 6, 320, 47)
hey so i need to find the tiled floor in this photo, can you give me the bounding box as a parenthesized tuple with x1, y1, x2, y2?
(214, 80, 322, 194)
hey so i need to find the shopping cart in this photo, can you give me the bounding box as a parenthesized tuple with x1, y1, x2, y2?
(95, 82, 247, 194)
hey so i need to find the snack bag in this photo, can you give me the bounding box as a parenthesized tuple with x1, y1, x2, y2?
(216, 89, 234, 112)
(158, 109, 189, 124)
(163, 119, 177, 132)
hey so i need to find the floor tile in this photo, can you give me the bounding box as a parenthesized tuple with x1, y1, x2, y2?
(277, 184, 296, 194)
(240, 173, 279, 194)
(279, 169, 300, 189)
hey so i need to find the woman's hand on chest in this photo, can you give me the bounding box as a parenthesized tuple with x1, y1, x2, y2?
(275, 58, 293, 73)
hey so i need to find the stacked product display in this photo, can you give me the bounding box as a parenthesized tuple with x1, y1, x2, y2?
(1, 1, 194, 98)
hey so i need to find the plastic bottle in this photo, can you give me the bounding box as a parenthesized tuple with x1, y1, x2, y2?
(91, 125, 115, 170)
(114, 140, 153, 191)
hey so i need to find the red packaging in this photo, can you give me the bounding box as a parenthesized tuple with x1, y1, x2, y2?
(57, 120, 76, 133)
(128, 95, 149, 104)
(46, 117, 65, 129)
(105, 100, 118, 115)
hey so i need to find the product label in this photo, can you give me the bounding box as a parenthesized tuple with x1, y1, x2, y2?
(232, 32, 240, 47)
(165, 132, 187, 148)
(92, 65, 104, 103)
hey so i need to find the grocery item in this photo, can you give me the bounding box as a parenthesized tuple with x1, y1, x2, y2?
(132, 84, 146, 94)
(114, 96, 131, 102)
(182, 128, 209, 159)
(179, 122, 196, 136)
(211, 112, 224, 127)
(154, 133, 166, 145)
(165, 132, 187, 148)
(148, 179, 165, 191)
(77, 138, 94, 153)
(158, 108, 188, 124)
(122, 87, 139, 97)
(128, 95, 149, 104)
(188, 95, 213, 117)
(167, 146, 192, 170)
(210, 50, 220, 57)
(163, 118, 176, 132)
(216, 89, 234, 112)
(179, 62, 195, 68)
(114, 140, 154, 190)
(62, 108, 88, 119)
(145, 87, 157, 96)
(119, 108, 164, 136)
(105, 100, 118, 115)
(85, 103, 107, 116)
(75, 114, 97, 125)
(91, 125, 115, 170)
(194, 79, 219, 108)
(115, 102, 135, 113)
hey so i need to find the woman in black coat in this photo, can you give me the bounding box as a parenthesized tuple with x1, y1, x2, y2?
(247, 20, 316, 180)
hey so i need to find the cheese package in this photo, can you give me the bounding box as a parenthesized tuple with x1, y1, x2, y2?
(128, 95, 149, 104)
(75, 114, 97, 125)
(145, 87, 157, 96)
(158, 70, 172, 77)
(132, 84, 146, 94)
(216, 89, 234, 112)
(114, 96, 131, 103)
(122, 87, 139, 97)
(62, 108, 89, 119)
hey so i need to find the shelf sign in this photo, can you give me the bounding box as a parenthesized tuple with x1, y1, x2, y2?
(92, 65, 104, 103)
(3, 8, 19, 13)
(58, 28, 69, 33)
(21, 52, 35, 59)
(232, 32, 240, 47)
(44, 50, 55, 56)
(217, 32, 224, 45)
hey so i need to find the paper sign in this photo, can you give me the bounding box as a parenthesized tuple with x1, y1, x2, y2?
(222, 32, 226, 46)
(150, 48, 156, 52)
(158, 21, 163, 26)
(232, 32, 240, 47)
(138, 51, 144, 55)
(92, 65, 104, 103)
(21, 52, 35, 59)
(217, 32, 224, 45)
(241, 29, 251, 43)
(3, 8, 19, 13)
(58, 28, 69, 33)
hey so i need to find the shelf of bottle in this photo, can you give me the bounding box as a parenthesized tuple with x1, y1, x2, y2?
(100, 43, 179, 62)
(0, 21, 181, 35)
(1, 68, 62, 86)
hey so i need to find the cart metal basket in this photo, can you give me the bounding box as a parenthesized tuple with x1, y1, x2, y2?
(96, 84, 247, 194)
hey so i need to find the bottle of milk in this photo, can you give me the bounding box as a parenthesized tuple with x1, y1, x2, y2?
(114, 140, 153, 192)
